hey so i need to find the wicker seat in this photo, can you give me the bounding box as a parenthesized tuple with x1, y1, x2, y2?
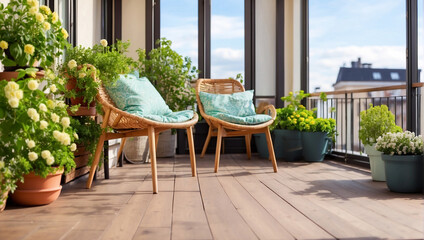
(195, 78, 278, 173)
(86, 86, 198, 193)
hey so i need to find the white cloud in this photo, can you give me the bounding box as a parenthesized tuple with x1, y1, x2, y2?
(211, 15, 244, 39)
(211, 48, 244, 79)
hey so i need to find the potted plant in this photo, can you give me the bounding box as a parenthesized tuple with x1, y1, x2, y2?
(376, 131, 423, 193)
(359, 104, 402, 181)
(0, 68, 77, 207)
(137, 38, 197, 157)
(70, 116, 102, 166)
(0, 0, 68, 78)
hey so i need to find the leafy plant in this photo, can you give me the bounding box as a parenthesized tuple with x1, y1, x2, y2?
(359, 104, 402, 146)
(270, 90, 310, 131)
(0, 0, 69, 69)
(137, 38, 197, 112)
(0, 69, 77, 199)
(376, 131, 423, 155)
(70, 116, 102, 165)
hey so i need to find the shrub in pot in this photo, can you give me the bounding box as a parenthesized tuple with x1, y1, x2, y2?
(359, 104, 402, 181)
(375, 131, 423, 193)
(0, 69, 77, 206)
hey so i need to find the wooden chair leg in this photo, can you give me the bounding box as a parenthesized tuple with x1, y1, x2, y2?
(117, 138, 127, 160)
(201, 126, 213, 157)
(187, 126, 197, 177)
(148, 127, 158, 194)
(86, 132, 106, 189)
(214, 125, 224, 173)
(265, 127, 278, 173)
(245, 134, 251, 159)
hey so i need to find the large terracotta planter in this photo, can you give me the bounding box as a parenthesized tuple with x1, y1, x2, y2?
(11, 168, 64, 206)
(0, 70, 44, 81)
(382, 154, 423, 193)
(364, 144, 386, 181)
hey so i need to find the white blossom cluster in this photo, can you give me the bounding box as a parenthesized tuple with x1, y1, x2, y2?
(376, 131, 424, 155)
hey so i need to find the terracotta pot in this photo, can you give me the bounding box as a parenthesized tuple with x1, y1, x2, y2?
(11, 168, 64, 206)
(0, 70, 45, 81)
(65, 64, 97, 107)
(0, 189, 9, 212)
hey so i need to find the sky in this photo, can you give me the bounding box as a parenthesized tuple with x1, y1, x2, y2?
(160, 0, 423, 92)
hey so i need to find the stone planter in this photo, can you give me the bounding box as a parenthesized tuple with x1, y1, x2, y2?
(11, 168, 64, 206)
(364, 144, 386, 181)
(301, 131, 330, 162)
(157, 129, 176, 157)
(382, 154, 423, 193)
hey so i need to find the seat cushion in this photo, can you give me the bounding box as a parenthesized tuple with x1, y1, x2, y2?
(199, 90, 256, 117)
(106, 72, 194, 123)
(105, 72, 172, 116)
(211, 112, 272, 125)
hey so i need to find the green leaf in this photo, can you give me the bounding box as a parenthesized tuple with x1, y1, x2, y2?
(9, 42, 22, 61)
(2, 58, 17, 67)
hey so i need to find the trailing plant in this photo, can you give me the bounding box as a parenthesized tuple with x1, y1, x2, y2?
(70, 116, 102, 165)
(0, 68, 77, 199)
(375, 131, 423, 155)
(359, 104, 402, 146)
(0, 0, 69, 69)
(137, 38, 197, 112)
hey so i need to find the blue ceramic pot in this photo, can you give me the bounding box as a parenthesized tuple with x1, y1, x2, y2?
(381, 154, 423, 193)
(301, 131, 330, 162)
(253, 133, 272, 159)
(274, 129, 302, 161)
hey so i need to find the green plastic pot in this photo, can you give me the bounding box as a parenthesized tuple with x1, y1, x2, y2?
(301, 131, 330, 162)
(253, 133, 276, 159)
(364, 144, 386, 181)
(382, 154, 423, 193)
(274, 129, 302, 161)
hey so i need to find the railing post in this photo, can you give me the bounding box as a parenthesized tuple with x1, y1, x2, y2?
(345, 93, 348, 162)
(406, 0, 418, 132)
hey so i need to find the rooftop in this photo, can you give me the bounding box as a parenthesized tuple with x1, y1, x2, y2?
(1, 154, 422, 240)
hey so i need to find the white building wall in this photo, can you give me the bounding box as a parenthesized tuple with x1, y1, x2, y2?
(77, 0, 102, 47)
(122, 0, 146, 59)
(255, 0, 276, 96)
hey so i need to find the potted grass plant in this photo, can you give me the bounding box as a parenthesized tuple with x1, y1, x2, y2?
(376, 131, 423, 193)
(359, 104, 402, 181)
(0, 68, 77, 207)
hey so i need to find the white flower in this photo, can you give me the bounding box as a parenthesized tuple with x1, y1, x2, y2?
(28, 152, 38, 161)
(15, 90, 23, 100)
(26, 139, 36, 149)
(46, 156, 55, 165)
(8, 97, 19, 108)
(46, 99, 55, 109)
(51, 113, 60, 123)
(5, 81, 19, 92)
(39, 103, 48, 112)
(62, 133, 71, 145)
(35, 12, 45, 22)
(68, 59, 77, 69)
(27, 108, 40, 122)
(100, 39, 108, 47)
(40, 120, 48, 129)
(70, 143, 77, 152)
(78, 72, 86, 78)
(73, 133, 79, 140)
(50, 84, 57, 93)
(55, 100, 66, 108)
(28, 80, 39, 90)
(61, 117, 70, 128)
(41, 150, 51, 159)
(53, 130, 61, 140)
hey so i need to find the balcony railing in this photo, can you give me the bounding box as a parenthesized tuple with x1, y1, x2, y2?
(307, 83, 424, 166)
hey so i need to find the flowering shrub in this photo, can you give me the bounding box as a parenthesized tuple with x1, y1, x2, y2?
(270, 91, 310, 131)
(375, 131, 423, 155)
(0, 0, 69, 69)
(0, 69, 77, 197)
(359, 104, 402, 146)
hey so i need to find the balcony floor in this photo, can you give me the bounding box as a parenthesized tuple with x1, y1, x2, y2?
(0, 154, 423, 240)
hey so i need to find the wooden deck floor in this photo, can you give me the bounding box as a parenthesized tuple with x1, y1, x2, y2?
(0, 154, 423, 240)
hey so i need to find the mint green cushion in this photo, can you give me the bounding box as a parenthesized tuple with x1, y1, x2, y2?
(199, 90, 256, 116)
(105, 73, 194, 123)
(211, 112, 271, 125)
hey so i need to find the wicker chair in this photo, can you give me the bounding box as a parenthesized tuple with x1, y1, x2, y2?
(195, 78, 278, 173)
(86, 86, 198, 193)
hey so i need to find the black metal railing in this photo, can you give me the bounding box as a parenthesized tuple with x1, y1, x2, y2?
(307, 83, 423, 165)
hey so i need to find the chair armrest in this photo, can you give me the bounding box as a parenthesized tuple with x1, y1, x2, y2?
(256, 104, 276, 120)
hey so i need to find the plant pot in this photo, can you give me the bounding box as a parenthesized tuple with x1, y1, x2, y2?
(382, 154, 423, 193)
(11, 168, 64, 206)
(0, 189, 9, 212)
(156, 129, 176, 158)
(274, 129, 303, 161)
(364, 144, 386, 181)
(253, 133, 271, 159)
(301, 131, 330, 162)
(123, 136, 150, 163)
(65, 77, 96, 107)
(0, 70, 44, 81)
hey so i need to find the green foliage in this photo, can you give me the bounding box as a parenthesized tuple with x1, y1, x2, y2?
(270, 90, 310, 131)
(70, 116, 102, 165)
(60, 40, 136, 106)
(0, 0, 69, 68)
(375, 131, 423, 155)
(137, 38, 197, 112)
(359, 104, 402, 146)
(229, 73, 243, 84)
(0, 69, 77, 196)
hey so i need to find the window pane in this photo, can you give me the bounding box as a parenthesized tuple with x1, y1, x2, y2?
(160, 0, 198, 73)
(309, 0, 406, 92)
(211, 0, 244, 80)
